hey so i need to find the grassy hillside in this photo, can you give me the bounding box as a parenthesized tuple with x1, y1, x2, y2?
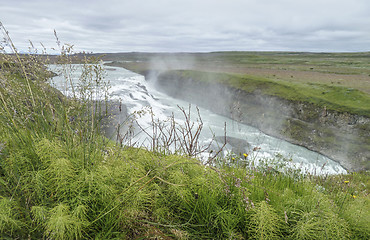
(173, 70, 370, 117)
(1, 50, 369, 239)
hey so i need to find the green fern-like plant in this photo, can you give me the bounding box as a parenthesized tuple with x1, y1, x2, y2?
(341, 196, 369, 239)
(247, 201, 283, 239)
(31, 205, 49, 224)
(35, 138, 66, 165)
(45, 157, 75, 199)
(0, 197, 23, 235)
(290, 210, 325, 239)
(291, 209, 350, 239)
(288, 191, 351, 240)
(45, 203, 87, 240)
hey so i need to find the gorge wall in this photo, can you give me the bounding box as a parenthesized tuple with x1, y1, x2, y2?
(146, 70, 369, 172)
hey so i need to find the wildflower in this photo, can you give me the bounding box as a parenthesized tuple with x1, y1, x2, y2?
(232, 157, 236, 161)
(352, 195, 357, 199)
(235, 178, 241, 188)
(344, 181, 349, 183)
(284, 211, 288, 224)
(243, 153, 248, 158)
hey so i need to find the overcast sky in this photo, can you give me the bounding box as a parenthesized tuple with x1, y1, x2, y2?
(1, 0, 369, 53)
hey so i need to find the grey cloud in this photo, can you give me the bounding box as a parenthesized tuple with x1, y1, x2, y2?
(0, 0, 369, 53)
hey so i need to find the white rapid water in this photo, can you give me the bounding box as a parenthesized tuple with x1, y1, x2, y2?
(49, 64, 347, 175)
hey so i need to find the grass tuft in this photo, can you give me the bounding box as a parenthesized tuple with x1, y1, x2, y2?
(247, 201, 283, 239)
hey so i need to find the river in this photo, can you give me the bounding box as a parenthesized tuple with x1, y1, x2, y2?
(49, 64, 347, 175)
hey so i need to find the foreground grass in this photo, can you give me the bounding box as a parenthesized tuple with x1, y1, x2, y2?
(0, 56, 369, 239)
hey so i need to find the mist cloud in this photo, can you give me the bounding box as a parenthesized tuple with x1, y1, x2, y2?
(1, 0, 369, 53)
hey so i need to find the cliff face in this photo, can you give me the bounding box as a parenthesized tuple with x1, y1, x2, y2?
(149, 71, 370, 172)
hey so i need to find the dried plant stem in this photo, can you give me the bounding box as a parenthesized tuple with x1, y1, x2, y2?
(0, 22, 36, 107)
(0, 90, 18, 128)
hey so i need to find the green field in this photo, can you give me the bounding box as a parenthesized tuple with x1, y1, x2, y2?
(104, 52, 370, 118)
(103, 51, 370, 93)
